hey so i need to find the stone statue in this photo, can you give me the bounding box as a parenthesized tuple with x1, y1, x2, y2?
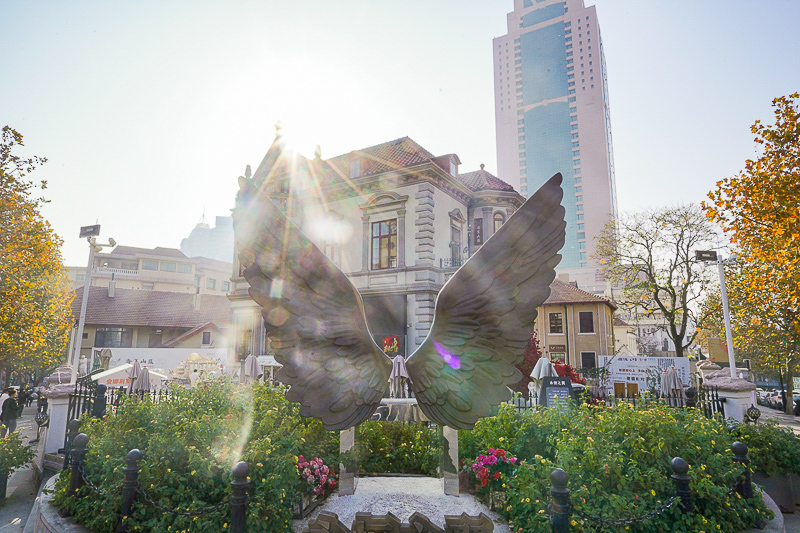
(78, 355, 88, 376)
(233, 173, 565, 430)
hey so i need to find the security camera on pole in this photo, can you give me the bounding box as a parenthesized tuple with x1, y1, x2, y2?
(70, 225, 117, 384)
(695, 249, 758, 422)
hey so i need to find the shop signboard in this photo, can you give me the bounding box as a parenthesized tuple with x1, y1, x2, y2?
(597, 356, 691, 396)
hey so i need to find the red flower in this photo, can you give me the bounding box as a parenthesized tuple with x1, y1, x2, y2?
(493, 471, 502, 480)
(495, 449, 506, 457)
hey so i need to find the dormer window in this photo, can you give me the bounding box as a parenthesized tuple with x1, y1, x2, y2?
(450, 160, 458, 176)
(349, 159, 361, 178)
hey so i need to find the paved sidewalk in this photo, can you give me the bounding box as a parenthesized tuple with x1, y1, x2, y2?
(0, 411, 43, 533)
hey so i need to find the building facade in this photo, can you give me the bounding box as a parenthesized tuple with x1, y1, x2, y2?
(494, 0, 617, 282)
(67, 246, 233, 296)
(67, 285, 230, 374)
(228, 133, 525, 368)
(533, 280, 616, 368)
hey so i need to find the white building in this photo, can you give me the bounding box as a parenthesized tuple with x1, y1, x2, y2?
(227, 132, 524, 367)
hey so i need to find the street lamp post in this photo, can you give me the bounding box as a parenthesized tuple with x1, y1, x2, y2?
(70, 226, 116, 384)
(696, 250, 738, 379)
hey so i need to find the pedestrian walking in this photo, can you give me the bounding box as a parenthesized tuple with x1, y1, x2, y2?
(1, 388, 20, 437)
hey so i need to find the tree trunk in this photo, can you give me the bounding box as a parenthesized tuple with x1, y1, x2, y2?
(785, 364, 795, 416)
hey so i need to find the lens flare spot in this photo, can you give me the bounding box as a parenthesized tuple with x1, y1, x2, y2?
(433, 340, 461, 369)
(267, 306, 289, 327)
(270, 279, 284, 298)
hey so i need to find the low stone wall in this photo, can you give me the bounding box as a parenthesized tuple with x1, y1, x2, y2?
(31, 476, 91, 533)
(31, 473, 786, 533)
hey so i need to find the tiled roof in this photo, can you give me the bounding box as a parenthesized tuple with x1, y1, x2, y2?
(323, 137, 437, 182)
(544, 280, 617, 309)
(614, 316, 632, 327)
(457, 165, 516, 192)
(161, 322, 222, 347)
(71, 287, 230, 328)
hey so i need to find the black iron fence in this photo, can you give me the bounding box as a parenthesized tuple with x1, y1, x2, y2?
(511, 385, 727, 420)
(63, 421, 250, 533)
(65, 373, 180, 449)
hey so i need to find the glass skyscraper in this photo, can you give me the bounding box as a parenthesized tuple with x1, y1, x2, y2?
(494, 0, 617, 276)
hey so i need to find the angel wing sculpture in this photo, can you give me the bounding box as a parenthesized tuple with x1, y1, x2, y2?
(233, 173, 566, 430)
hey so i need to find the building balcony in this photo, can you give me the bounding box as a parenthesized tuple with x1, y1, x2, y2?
(439, 258, 465, 270)
(95, 267, 139, 277)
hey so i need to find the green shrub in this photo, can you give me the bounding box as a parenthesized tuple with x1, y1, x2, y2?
(0, 431, 35, 476)
(735, 420, 800, 477)
(479, 402, 772, 532)
(358, 421, 438, 475)
(53, 380, 339, 533)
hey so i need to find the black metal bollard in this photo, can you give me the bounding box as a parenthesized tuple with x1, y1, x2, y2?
(62, 419, 82, 470)
(550, 468, 570, 533)
(69, 433, 89, 497)
(732, 441, 754, 499)
(670, 457, 694, 513)
(117, 449, 143, 533)
(230, 462, 250, 533)
(684, 387, 697, 409)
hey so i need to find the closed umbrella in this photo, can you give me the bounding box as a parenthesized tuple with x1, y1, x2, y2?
(243, 354, 262, 385)
(389, 355, 409, 398)
(660, 367, 684, 407)
(530, 357, 556, 404)
(132, 366, 152, 396)
(127, 360, 142, 393)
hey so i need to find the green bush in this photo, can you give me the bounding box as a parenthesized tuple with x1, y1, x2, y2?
(358, 421, 438, 475)
(475, 402, 772, 532)
(0, 431, 35, 476)
(53, 380, 339, 533)
(735, 420, 800, 477)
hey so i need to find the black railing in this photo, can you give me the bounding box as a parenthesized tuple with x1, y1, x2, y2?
(439, 258, 465, 269)
(510, 385, 726, 420)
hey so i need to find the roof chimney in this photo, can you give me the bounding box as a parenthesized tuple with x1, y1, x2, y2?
(193, 293, 202, 311)
(108, 274, 116, 298)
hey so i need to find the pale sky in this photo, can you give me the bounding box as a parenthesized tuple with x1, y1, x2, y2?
(2, 1, 798, 266)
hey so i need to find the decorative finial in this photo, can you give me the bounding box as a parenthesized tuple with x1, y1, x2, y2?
(314, 145, 322, 160)
(245, 165, 252, 179)
(480, 163, 485, 170)
(275, 121, 284, 137)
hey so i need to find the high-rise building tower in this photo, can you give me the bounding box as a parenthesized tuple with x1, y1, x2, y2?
(494, 0, 617, 281)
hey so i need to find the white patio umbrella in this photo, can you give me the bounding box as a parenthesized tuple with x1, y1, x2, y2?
(243, 354, 262, 385)
(530, 357, 556, 403)
(132, 366, 152, 395)
(389, 355, 409, 399)
(127, 360, 142, 393)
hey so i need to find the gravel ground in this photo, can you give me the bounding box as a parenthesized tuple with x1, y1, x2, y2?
(293, 476, 511, 532)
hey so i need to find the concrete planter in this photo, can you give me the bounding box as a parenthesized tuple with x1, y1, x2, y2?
(753, 471, 795, 513)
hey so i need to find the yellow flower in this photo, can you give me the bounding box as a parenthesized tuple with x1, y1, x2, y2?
(571, 520, 577, 526)
(499, 437, 505, 442)
(651, 490, 656, 496)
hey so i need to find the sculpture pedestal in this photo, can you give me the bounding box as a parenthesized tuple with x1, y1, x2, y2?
(339, 427, 358, 496)
(440, 425, 459, 496)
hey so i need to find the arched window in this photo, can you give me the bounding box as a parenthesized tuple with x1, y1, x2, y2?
(493, 212, 505, 232)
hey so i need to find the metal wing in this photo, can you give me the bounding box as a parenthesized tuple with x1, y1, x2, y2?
(406, 173, 566, 429)
(232, 177, 392, 431)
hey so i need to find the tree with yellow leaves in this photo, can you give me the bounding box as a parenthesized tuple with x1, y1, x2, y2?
(705, 93, 800, 414)
(0, 126, 73, 387)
